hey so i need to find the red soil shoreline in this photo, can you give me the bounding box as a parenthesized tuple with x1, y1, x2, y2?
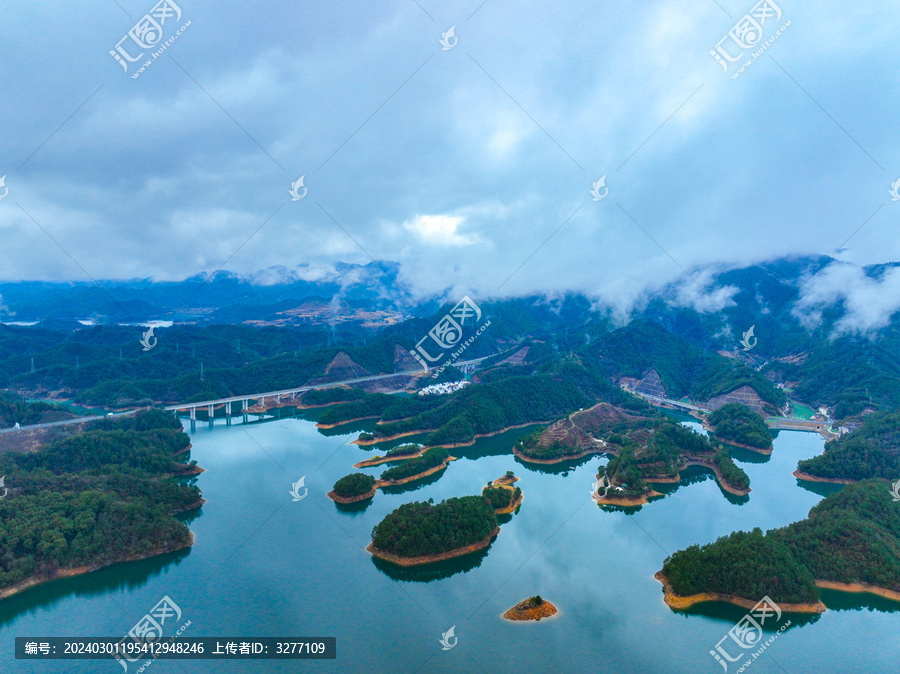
(654, 571, 827, 613)
(0, 532, 196, 601)
(792, 470, 857, 484)
(327, 488, 376, 504)
(366, 527, 500, 566)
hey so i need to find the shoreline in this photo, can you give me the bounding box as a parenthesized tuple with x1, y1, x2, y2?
(367, 527, 500, 566)
(436, 422, 553, 449)
(375, 456, 457, 487)
(717, 438, 773, 455)
(489, 483, 523, 515)
(682, 460, 751, 496)
(502, 598, 559, 622)
(815, 580, 900, 602)
(353, 429, 437, 446)
(356, 421, 549, 448)
(701, 423, 773, 455)
(0, 532, 195, 602)
(592, 489, 664, 506)
(173, 442, 193, 456)
(327, 488, 376, 504)
(654, 571, 827, 613)
(792, 470, 857, 484)
(512, 444, 605, 465)
(316, 415, 381, 430)
(354, 448, 424, 468)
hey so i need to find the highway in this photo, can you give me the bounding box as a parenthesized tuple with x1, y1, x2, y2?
(0, 355, 494, 433)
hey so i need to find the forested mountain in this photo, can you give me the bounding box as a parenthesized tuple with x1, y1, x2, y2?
(0, 409, 200, 591)
(796, 410, 900, 481)
(660, 481, 900, 605)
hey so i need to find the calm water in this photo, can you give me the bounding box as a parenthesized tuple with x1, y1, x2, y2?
(1, 411, 898, 673)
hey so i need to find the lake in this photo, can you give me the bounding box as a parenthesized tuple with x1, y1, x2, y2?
(1, 411, 897, 673)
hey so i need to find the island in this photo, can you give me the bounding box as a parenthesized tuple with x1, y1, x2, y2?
(657, 480, 900, 612)
(483, 473, 523, 514)
(377, 447, 456, 486)
(502, 595, 558, 621)
(706, 402, 774, 453)
(353, 443, 424, 468)
(327, 473, 377, 503)
(368, 496, 500, 566)
(794, 409, 900, 483)
(513, 403, 637, 464)
(0, 408, 202, 600)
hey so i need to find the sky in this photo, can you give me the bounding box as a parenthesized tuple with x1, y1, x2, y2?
(1, 0, 899, 320)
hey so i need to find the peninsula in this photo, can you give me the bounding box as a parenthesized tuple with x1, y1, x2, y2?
(0, 408, 201, 600)
(657, 480, 900, 612)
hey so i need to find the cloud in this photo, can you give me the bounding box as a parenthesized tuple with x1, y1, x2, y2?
(403, 215, 480, 247)
(794, 262, 900, 335)
(1, 0, 898, 323)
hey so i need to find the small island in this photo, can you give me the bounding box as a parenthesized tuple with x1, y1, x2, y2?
(483, 472, 523, 514)
(377, 447, 456, 486)
(368, 496, 500, 566)
(327, 473, 377, 503)
(657, 480, 900, 612)
(794, 409, 900, 483)
(353, 443, 424, 468)
(502, 595, 558, 621)
(706, 402, 774, 453)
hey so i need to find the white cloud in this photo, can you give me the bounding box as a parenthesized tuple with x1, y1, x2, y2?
(403, 215, 480, 247)
(794, 263, 900, 335)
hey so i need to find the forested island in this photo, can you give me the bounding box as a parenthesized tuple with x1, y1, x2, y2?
(707, 402, 774, 451)
(517, 403, 750, 502)
(0, 408, 201, 599)
(657, 480, 900, 611)
(328, 473, 376, 503)
(483, 473, 523, 514)
(353, 443, 423, 468)
(795, 409, 900, 482)
(379, 447, 454, 484)
(368, 496, 500, 565)
(594, 417, 749, 502)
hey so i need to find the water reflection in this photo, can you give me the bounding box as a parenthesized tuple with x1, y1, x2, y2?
(0, 548, 192, 629)
(370, 544, 493, 583)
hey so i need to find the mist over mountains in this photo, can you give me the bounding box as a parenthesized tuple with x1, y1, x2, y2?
(0, 256, 897, 342)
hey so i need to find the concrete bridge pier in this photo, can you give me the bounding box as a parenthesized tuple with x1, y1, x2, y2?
(190, 407, 196, 421)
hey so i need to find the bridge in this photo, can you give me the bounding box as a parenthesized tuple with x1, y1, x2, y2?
(0, 355, 495, 435)
(623, 389, 710, 413)
(163, 356, 492, 425)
